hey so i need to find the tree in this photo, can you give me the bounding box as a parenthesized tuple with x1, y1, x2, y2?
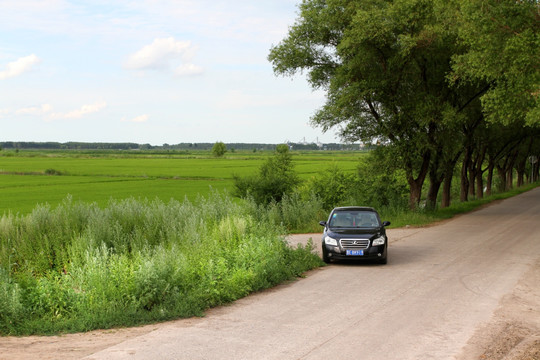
(270, 0, 538, 209)
(269, 0, 486, 209)
(212, 142, 227, 157)
(452, 0, 539, 127)
(233, 145, 300, 204)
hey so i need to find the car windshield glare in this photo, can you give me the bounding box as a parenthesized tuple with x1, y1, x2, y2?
(329, 211, 379, 228)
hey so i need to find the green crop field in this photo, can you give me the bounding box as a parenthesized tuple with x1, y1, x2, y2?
(0, 150, 363, 214)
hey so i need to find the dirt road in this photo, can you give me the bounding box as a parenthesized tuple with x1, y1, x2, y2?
(1, 188, 539, 359)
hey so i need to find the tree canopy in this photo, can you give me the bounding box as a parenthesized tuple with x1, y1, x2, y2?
(211, 142, 227, 157)
(269, 0, 539, 209)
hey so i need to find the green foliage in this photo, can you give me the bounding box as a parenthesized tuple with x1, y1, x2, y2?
(452, 0, 539, 126)
(44, 168, 63, 175)
(268, 0, 540, 211)
(0, 193, 323, 335)
(234, 145, 300, 205)
(268, 0, 486, 209)
(298, 151, 408, 212)
(211, 142, 227, 157)
(300, 164, 357, 210)
(0, 269, 24, 332)
(267, 193, 326, 233)
(354, 150, 409, 209)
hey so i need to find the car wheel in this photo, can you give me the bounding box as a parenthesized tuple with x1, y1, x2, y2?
(322, 249, 331, 264)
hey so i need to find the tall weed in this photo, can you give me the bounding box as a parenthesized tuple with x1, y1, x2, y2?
(0, 193, 322, 335)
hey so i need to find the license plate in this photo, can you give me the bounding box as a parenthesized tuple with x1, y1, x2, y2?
(346, 250, 364, 256)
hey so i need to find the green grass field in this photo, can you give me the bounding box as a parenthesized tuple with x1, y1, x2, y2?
(0, 150, 362, 214)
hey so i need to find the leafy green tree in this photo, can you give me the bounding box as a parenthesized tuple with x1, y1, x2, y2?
(268, 0, 484, 209)
(212, 142, 227, 157)
(452, 0, 539, 126)
(234, 145, 300, 205)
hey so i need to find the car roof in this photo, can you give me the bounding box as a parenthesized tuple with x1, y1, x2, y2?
(332, 206, 376, 212)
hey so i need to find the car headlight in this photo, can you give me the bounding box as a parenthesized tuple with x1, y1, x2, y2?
(372, 236, 385, 246)
(324, 236, 338, 246)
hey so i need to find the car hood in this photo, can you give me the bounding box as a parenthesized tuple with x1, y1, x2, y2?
(327, 227, 381, 237)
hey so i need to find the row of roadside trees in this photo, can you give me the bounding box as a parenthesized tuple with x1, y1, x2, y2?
(269, 0, 539, 209)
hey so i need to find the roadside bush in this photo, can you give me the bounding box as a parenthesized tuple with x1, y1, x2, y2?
(0, 193, 322, 335)
(300, 164, 358, 210)
(0, 269, 24, 332)
(234, 144, 300, 205)
(353, 150, 409, 209)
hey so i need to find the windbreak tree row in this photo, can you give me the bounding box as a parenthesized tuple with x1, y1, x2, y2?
(269, 0, 539, 209)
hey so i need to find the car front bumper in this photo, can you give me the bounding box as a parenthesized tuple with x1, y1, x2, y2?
(323, 243, 387, 261)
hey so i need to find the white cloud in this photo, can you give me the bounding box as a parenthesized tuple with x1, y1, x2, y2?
(49, 101, 107, 120)
(121, 114, 148, 123)
(0, 54, 40, 80)
(124, 37, 203, 76)
(15, 104, 52, 115)
(174, 63, 203, 77)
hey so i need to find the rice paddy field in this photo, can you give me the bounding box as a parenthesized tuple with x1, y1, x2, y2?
(0, 149, 363, 214)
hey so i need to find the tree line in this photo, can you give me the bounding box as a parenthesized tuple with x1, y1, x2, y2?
(0, 141, 357, 152)
(269, 0, 539, 209)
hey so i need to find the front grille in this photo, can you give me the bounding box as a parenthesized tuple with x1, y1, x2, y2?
(340, 239, 370, 250)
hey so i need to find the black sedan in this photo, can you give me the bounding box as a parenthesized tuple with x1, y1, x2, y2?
(319, 206, 390, 264)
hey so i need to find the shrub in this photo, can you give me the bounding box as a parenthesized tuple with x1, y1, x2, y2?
(0, 269, 24, 332)
(353, 150, 409, 209)
(300, 164, 357, 210)
(0, 194, 322, 335)
(233, 145, 300, 205)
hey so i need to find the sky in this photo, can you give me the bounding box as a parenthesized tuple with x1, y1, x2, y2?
(0, 0, 341, 145)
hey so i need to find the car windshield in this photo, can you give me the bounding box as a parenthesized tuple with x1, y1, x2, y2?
(329, 211, 379, 228)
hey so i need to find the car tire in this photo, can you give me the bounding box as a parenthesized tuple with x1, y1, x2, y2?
(322, 249, 331, 264)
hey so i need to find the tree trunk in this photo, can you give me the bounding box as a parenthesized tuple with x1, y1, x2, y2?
(516, 156, 526, 187)
(460, 147, 471, 202)
(426, 177, 442, 210)
(441, 171, 452, 208)
(426, 149, 444, 210)
(408, 181, 423, 210)
(506, 168, 513, 190)
(468, 156, 476, 198)
(440, 151, 462, 209)
(474, 146, 486, 199)
(505, 151, 518, 190)
(496, 165, 507, 192)
(533, 156, 540, 182)
(486, 158, 494, 196)
(406, 150, 431, 210)
(475, 169, 484, 199)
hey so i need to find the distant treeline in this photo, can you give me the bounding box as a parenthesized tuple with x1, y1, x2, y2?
(0, 141, 362, 151)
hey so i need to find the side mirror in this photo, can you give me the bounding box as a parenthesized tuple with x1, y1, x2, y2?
(382, 221, 391, 227)
(319, 221, 327, 227)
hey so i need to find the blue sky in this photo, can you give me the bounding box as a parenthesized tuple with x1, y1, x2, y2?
(0, 0, 340, 145)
